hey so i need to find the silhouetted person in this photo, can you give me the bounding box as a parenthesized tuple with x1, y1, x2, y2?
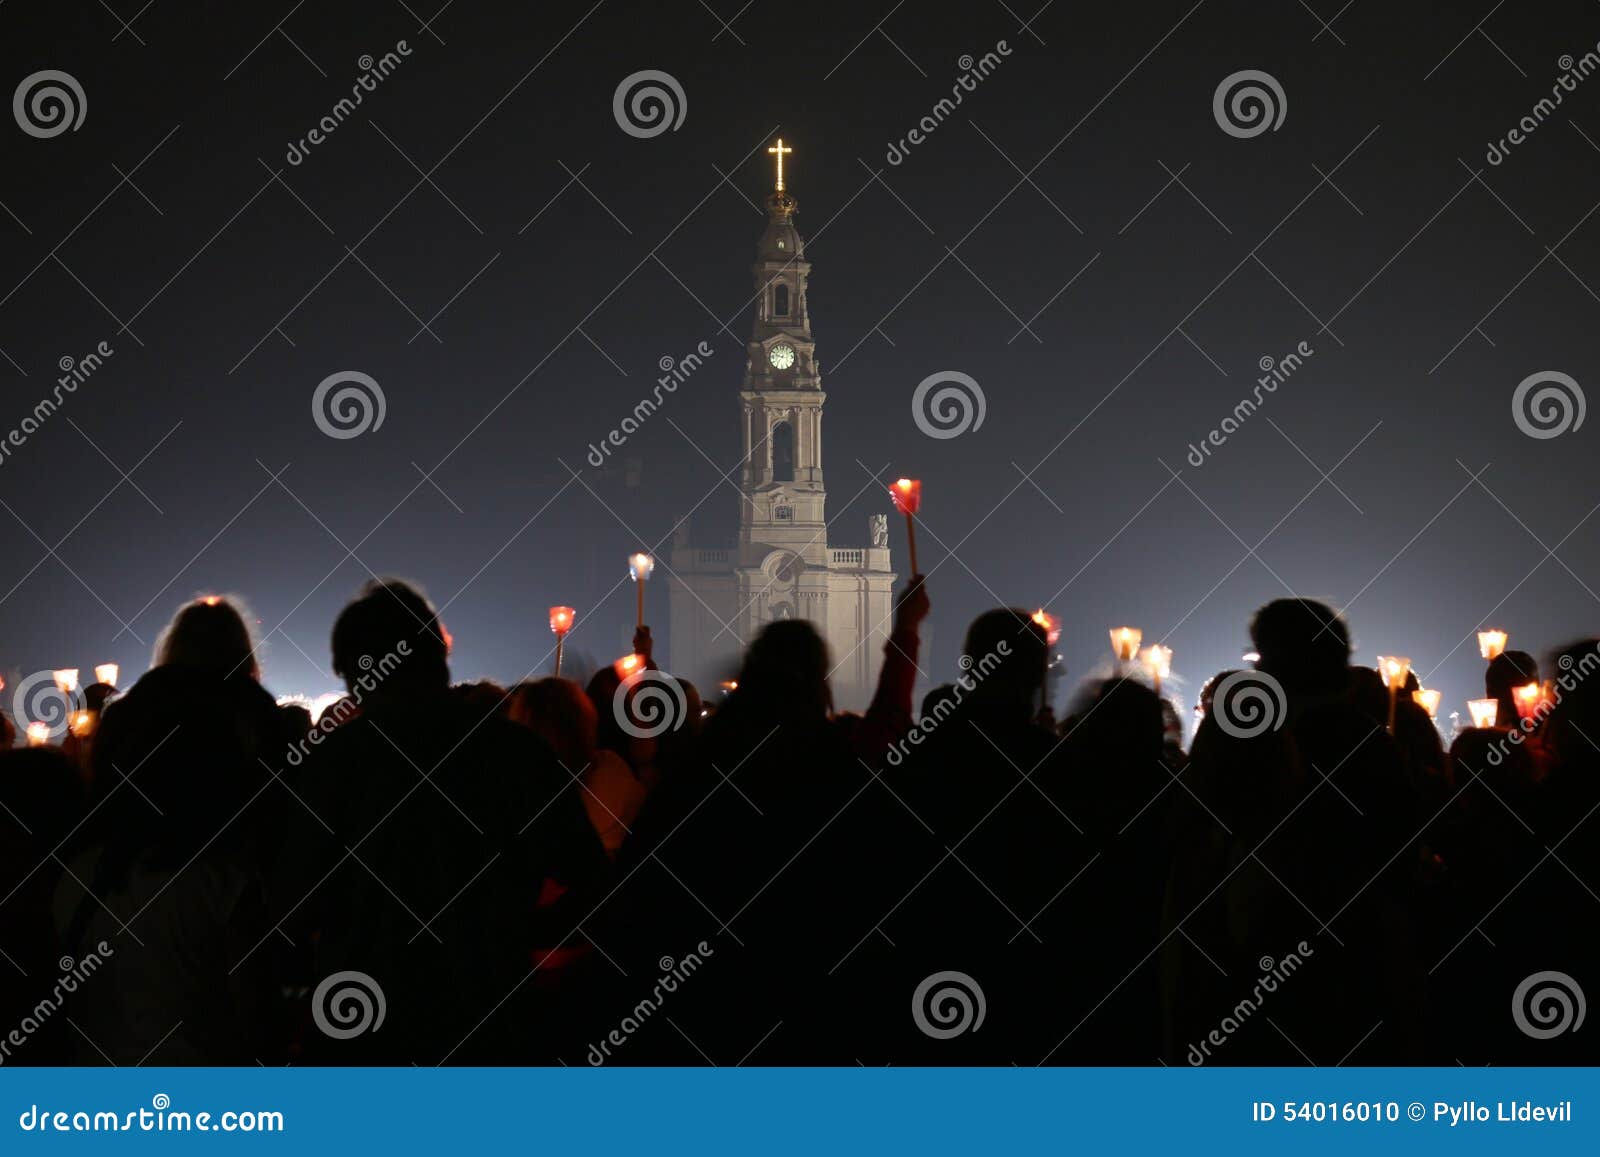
(270, 579, 608, 1064)
(1487, 650, 1540, 731)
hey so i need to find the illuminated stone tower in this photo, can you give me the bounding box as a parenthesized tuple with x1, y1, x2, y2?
(668, 140, 897, 707)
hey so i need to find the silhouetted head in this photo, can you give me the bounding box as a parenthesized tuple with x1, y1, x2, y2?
(1062, 677, 1165, 764)
(1487, 649, 1540, 724)
(736, 620, 834, 721)
(1542, 639, 1600, 773)
(509, 677, 598, 770)
(1249, 598, 1350, 697)
(154, 595, 258, 680)
(278, 702, 313, 742)
(330, 579, 450, 695)
(959, 609, 1048, 713)
(1197, 669, 1238, 719)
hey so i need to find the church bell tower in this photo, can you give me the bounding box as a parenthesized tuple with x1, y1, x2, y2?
(667, 139, 898, 707)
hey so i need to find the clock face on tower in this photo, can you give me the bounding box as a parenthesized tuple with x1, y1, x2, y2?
(768, 344, 795, 370)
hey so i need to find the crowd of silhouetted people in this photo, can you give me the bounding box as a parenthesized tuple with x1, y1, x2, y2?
(2, 578, 1596, 1066)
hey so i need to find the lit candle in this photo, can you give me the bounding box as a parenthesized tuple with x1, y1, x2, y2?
(68, 710, 94, 738)
(1030, 609, 1061, 646)
(1512, 681, 1543, 722)
(1377, 656, 1411, 734)
(548, 606, 575, 677)
(1477, 629, 1508, 661)
(94, 663, 119, 688)
(26, 721, 50, 746)
(201, 594, 223, 606)
(1412, 688, 1441, 719)
(52, 668, 79, 695)
(889, 479, 922, 574)
(613, 653, 645, 681)
(719, 679, 738, 694)
(627, 554, 654, 628)
(1142, 644, 1173, 695)
(1467, 698, 1499, 728)
(1110, 627, 1142, 663)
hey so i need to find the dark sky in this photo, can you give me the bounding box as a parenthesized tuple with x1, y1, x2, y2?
(2, 0, 1597, 721)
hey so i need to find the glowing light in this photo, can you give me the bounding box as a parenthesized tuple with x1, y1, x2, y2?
(1030, 610, 1061, 646)
(767, 137, 793, 192)
(1110, 627, 1142, 663)
(1242, 651, 1261, 663)
(310, 692, 346, 723)
(627, 553, 655, 582)
(1142, 644, 1172, 681)
(1512, 682, 1543, 722)
(1376, 656, 1411, 691)
(94, 663, 119, 687)
(548, 606, 575, 636)
(1412, 688, 1442, 718)
(52, 669, 79, 694)
(1477, 629, 1508, 661)
(26, 722, 50, 746)
(614, 653, 645, 681)
(69, 710, 94, 737)
(888, 478, 922, 516)
(719, 680, 738, 693)
(1467, 698, 1499, 728)
(201, 595, 222, 606)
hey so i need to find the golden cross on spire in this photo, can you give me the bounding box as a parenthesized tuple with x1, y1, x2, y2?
(767, 138, 793, 192)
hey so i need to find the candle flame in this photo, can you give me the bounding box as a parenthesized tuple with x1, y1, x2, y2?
(52, 668, 79, 694)
(628, 553, 655, 582)
(888, 478, 922, 515)
(1512, 681, 1543, 721)
(1412, 688, 1442, 718)
(614, 653, 645, 680)
(1030, 609, 1061, 646)
(548, 606, 575, 635)
(1477, 629, 1508, 661)
(1467, 698, 1499, 728)
(1376, 656, 1411, 691)
(1110, 626, 1142, 662)
(1142, 644, 1173, 680)
(26, 722, 50, 746)
(94, 663, 119, 687)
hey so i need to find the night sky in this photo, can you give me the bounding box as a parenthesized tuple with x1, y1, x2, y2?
(2, 1, 1597, 721)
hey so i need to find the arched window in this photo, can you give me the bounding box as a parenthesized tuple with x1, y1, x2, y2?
(773, 283, 790, 316)
(771, 420, 794, 482)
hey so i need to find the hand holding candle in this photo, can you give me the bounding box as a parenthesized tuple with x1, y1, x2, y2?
(889, 478, 921, 575)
